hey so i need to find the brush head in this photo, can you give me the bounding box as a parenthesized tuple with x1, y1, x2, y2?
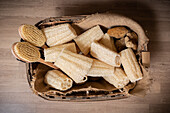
(18, 24, 46, 47)
(12, 42, 40, 62)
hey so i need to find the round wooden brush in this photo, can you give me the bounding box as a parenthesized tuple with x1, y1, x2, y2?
(11, 42, 58, 69)
(18, 24, 48, 48)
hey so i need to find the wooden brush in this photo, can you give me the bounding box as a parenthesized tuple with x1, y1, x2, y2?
(11, 42, 58, 69)
(18, 24, 48, 48)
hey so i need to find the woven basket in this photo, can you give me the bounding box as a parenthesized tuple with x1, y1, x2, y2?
(26, 13, 149, 101)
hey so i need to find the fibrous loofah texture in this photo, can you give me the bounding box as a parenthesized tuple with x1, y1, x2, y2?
(44, 42, 77, 62)
(90, 42, 121, 67)
(14, 42, 40, 62)
(120, 48, 143, 82)
(87, 59, 115, 77)
(99, 33, 117, 52)
(75, 13, 149, 51)
(74, 25, 104, 55)
(44, 70, 73, 91)
(54, 49, 93, 84)
(20, 24, 46, 47)
(43, 23, 77, 47)
(103, 67, 129, 89)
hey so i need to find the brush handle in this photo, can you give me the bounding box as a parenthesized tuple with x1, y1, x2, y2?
(41, 44, 48, 49)
(38, 58, 58, 69)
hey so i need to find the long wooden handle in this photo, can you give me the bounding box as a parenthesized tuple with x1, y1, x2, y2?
(41, 44, 48, 49)
(38, 58, 59, 69)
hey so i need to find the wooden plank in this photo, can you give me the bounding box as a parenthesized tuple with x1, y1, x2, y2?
(149, 104, 170, 113)
(0, 6, 62, 18)
(0, 0, 170, 113)
(34, 102, 149, 113)
(0, 104, 36, 113)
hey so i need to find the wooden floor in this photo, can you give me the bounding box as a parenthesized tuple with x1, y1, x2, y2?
(0, 0, 170, 113)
